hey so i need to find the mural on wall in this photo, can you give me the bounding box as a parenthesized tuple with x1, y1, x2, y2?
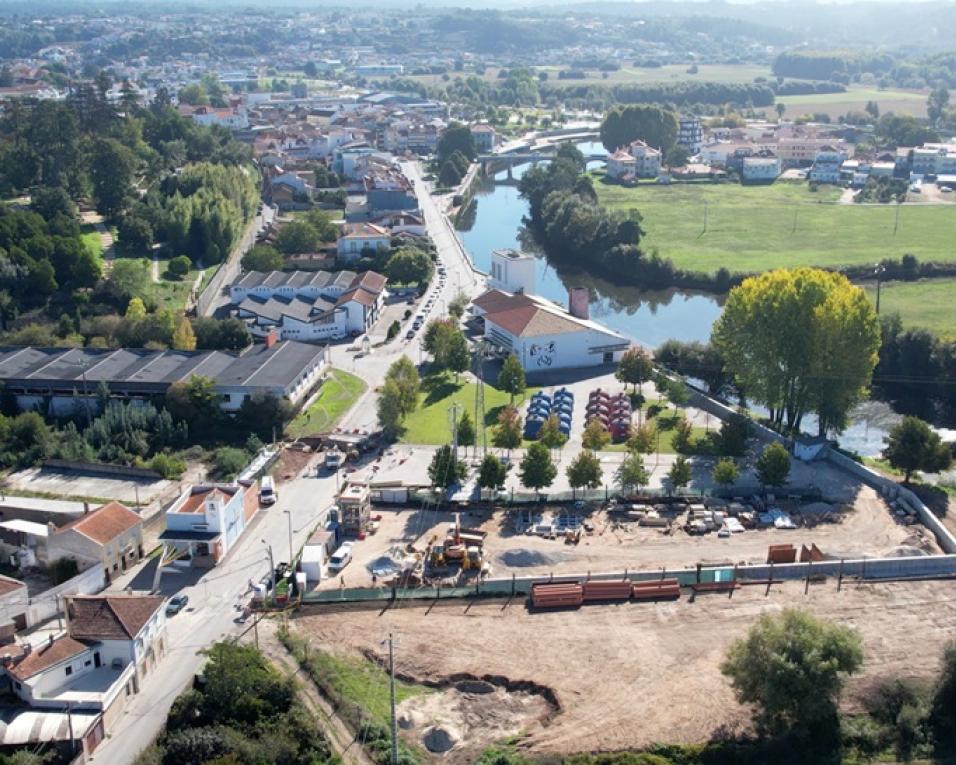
(528, 341, 556, 368)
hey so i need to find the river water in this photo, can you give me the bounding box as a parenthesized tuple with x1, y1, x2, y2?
(453, 141, 896, 456)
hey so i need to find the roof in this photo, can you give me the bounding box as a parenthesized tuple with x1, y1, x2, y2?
(68, 595, 165, 641)
(349, 271, 387, 294)
(340, 222, 389, 239)
(174, 486, 238, 515)
(6, 635, 92, 681)
(238, 294, 337, 324)
(54, 501, 141, 546)
(484, 305, 586, 337)
(471, 289, 536, 315)
(470, 124, 495, 133)
(0, 708, 100, 746)
(233, 270, 358, 292)
(610, 149, 635, 162)
(0, 519, 48, 537)
(0, 574, 26, 597)
(158, 529, 222, 542)
(336, 287, 378, 308)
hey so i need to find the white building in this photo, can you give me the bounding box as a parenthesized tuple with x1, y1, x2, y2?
(470, 123, 496, 152)
(741, 156, 780, 182)
(678, 116, 704, 154)
(808, 149, 848, 184)
(177, 104, 248, 130)
(488, 249, 536, 294)
(336, 222, 391, 263)
(628, 140, 662, 178)
(605, 149, 637, 181)
(159, 484, 259, 567)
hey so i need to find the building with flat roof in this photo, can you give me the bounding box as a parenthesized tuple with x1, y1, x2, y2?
(0, 341, 327, 415)
(160, 483, 259, 567)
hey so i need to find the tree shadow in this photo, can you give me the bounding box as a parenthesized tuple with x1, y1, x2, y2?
(421, 373, 463, 406)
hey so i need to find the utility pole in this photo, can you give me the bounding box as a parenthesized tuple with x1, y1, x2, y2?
(261, 539, 275, 596)
(894, 201, 901, 235)
(448, 402, 461, 464)
(388, 633, 398, 765)
(473, 341, 487, 461)
(283, 509, 294, 564)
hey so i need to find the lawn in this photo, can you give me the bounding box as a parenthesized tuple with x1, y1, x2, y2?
(863, 279, 956, 338)
(605, 403, 712, 455)
(286, 369, 367, 438)
(595, 179, 956, 275)
(778, 86, 928, 119)
(80, 225, 103, 259)
(400, 373, 540, 445)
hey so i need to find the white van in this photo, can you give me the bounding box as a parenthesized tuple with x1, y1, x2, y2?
(328, 542, 354, 574)
(259, 476, 277, 506)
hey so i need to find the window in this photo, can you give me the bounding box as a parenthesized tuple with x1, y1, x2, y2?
(85, 660, 91, 666)
(15, 681, 21, 690)
(65, 666, 73, 676)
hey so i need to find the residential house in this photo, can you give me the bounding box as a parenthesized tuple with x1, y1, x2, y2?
(336, 222, 391, 263)
(368, 211, 426, 236)
(776, 137, 849, 167)
(470, 123, 496, 152)
(177, 103, 249, 130)
(741, 156, 780, 183)
(628, 140, 662, 178)
(46, 502, 144, 585)
(605, 149, 637, 181)
(159, 483, 259, 567)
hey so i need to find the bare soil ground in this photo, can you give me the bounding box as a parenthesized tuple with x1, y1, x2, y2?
(318, 486, 933, 589)
(292, 578, 956, 757)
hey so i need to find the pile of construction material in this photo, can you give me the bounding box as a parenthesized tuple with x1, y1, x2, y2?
(530, 577, 682, 610)
(427, 513, 488, 574)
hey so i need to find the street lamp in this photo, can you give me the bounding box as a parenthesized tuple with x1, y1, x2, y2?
(261, 539, 275, 593)
(283, 509, 294, 565)
(874, 262, 886, 314)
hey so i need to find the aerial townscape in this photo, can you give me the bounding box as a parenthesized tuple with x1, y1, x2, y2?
(3, 1, 956, 763)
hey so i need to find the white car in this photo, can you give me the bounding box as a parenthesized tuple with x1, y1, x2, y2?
(328, 542, 354, 573)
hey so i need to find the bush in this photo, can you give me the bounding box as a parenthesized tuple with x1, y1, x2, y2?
(168, 255, 191, 278)
(48, 557, 79, 584)
(149, 452, 186, 479)
(210, 447, 248, 479)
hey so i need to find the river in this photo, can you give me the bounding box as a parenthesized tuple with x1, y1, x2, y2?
(453, 141, 897, 456)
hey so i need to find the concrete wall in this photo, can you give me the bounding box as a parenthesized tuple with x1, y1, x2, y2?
(26, 565, 106, 626)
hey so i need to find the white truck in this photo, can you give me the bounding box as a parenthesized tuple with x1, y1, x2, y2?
(259, 476, 277, 505)
(327, 541, 354, 574)
(325, 450, 344, 471)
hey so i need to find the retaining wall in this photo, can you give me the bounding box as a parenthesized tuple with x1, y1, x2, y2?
(26, 564, 106, 626)
(43, 460, 162, 481)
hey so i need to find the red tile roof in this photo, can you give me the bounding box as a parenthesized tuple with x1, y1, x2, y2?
(6, 636, 92, 681)
(484, 304, 586, 338)
(471, 289, 535, 314)
(0, 575, 26, 597)
(176, 487, 237, 515)
(68, 595, 164, 641)
(336, 287, 377, 308)
(54, 502, 142, 546)
(349, 271, 387, 294)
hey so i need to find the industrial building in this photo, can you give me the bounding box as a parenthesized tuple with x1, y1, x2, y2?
(472, 250, 629, 372)
(0, 340, 328, 415)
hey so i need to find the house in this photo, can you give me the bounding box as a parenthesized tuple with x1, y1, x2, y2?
(368, 211, 426, 236)
(776, 137, 850, 168)
(0, 594, 166, 755)
(470, 123, 496, 152)
(911, 143, 956, 176)
(336, 222, 391, 263)
(628, 140, 662, 178)
(232, 270, 387, 341)
(0, 341, 329, 415)
(678, 116, 703, 154)
(809, 149, 848, 184)
(605, 149, 637, 181)
(741, 156, 780, 183)
(159, 483, 259, 568)
(363, 173, 419, 217)
(46, 502, 144, 585)
(177, 103, 249, 130)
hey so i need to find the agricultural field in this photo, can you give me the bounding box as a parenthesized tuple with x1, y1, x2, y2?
(864, 278, 956, 338)
(777, 85, 928, 119)
(595, 179, 956, 275)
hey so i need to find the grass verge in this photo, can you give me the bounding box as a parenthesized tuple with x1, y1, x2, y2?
(863, 279, 956, 338)
(286, 369, 367, 438)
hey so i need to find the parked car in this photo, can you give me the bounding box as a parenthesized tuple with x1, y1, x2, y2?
(328, 542, 355, 574)
(405, 330, 416, 340)
(166, 595, 189, 616)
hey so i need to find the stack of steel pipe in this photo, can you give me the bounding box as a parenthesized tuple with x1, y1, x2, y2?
(631, 578, 681, 601)
(582, 579, 633, 603)
(531, 582, 584, 609)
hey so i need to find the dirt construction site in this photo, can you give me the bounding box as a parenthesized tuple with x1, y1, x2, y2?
(317, 485, 938, 590)
(292, 578, 956, 760)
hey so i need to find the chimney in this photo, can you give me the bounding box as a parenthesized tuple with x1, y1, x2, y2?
(568, 287, 589, 320)
(265, 328, 279, 349)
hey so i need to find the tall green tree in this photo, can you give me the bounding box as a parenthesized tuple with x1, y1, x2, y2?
(456, 410, 476, 447)
(537, 413, 567, 451)
(566, 449, 602, 497)
(712, 457, 740, 491)
(437, 122, 476, 163)
(497, 354, 526, 403)
(721, 609, 863, 737)
(615, 346, 654, 392)
(492, 405, 522, 454)
(756, 441, 791, 487)
(377, 379, 405, 440)
(712, 268, 880, 434)
(89, 137, 138, 219)
(599, 104, 679, 152)
(616, 452, 649, 494)
(241, 244, 283, 272)
(667, 455, 692, 493)
(428, 444, 467, 489)
(518, 442, 557, 496)
(883, 416, 953, 482)
(928, 85, 950, 125)
(384, 356, 420, 416)
(477, 453, 509, 502)
(581, 418, 611, 451)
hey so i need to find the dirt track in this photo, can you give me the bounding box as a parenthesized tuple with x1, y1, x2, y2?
(293, 578, 956, 756)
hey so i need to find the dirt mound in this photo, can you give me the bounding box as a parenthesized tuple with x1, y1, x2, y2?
(498, 549, 564, 567)
(423, 725, 460, 753)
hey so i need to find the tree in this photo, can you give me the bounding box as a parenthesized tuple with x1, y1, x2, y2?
(428, 444, 467, 489)
(581, 418, 611, 451)
(492, 406, 522, 453)
(423, 319, 459, 371)
(930, 641, 956, 751)
(377, 379, 405, 440)
(712, 268, 880, 434)
(447, 331, 470, 380)
(437, 123, 476, 163)
(626, 421, 656, 455)
(712, 458, 740, 491)
(31, 186, 76, 220)
(719, 412, 751, 457)
(448, 292, 469, 320)
(497, 354, 526, 403)
(303, 209, 338, 242)
(883, 416, 953, 482)
(125, 296, 147, 322)
(89, 137, 137, 219)
(537, 414, 567, 450)
(276, 221, 319, 254)
(168, 255, 191, 277)
(519, 442, 556, 495)
(477, 453, 508, 501)
(756, 442, 791, 487)
(165, 376, 220, 433)
(671, 414, 694, 454)
(775, 102, 786, 119)
(865, 100, 880, 119)
(615, 346, 654, 392)
(667, 455, 692, 493)
(386, 248, 434, 285)
(237, 392, 291, 441)
(241, 244, 283, 272)
(117, 214, 154, 253)
(721, 609, 863, 736)
(616, 452, 649, 494)
(172, 317, 197, 351)
(439, 160, 463, 188)
(600, 104, 679, 152)
(566, 450, 602, 497)
(384, 356, 420, 417)
(665, 145, 690, 167)
(456, 411, 476, 447)
(928, 85, 950, 125)
(107, 258, 151, 303)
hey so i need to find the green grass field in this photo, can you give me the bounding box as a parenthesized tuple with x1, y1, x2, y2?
(286, 369, 367, 438)
(80, 225, 103, 259)
(400, 374, 541, 445)
(595, 179, 956, 275)
(778, 86, 928, 119)
(863, 279, 956, 338)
